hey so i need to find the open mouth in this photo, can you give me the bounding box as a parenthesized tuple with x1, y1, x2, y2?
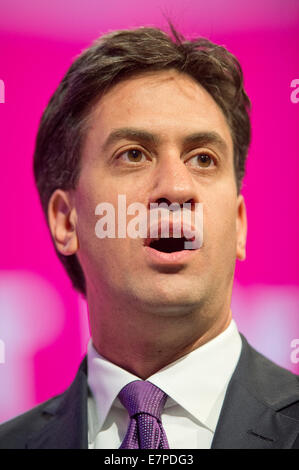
(148, 236, 196, 253)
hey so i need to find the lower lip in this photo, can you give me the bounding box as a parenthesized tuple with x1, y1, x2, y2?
(143, 245, 198, 265)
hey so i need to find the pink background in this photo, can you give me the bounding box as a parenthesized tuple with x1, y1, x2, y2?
(0, 0, 298, 423)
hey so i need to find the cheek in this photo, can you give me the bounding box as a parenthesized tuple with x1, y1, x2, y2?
(75, 182, 133, 260)
(74, 183, 112, 255)
(76, 173, 120, 223)
(204, 196, 237, 253)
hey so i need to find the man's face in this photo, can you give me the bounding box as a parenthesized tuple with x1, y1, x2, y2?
(63, 69, 247, 316)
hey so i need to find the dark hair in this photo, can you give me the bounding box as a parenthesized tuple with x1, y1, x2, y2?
(33, 23, 251, 296)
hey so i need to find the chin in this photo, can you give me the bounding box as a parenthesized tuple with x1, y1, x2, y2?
(132, 286, 204, 316)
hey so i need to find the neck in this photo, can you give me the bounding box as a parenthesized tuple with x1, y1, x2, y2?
(88, 292, 232, 379)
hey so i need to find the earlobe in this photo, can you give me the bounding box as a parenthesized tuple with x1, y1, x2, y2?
(236, 194, 247, 261)
(48, 189, 78, 256)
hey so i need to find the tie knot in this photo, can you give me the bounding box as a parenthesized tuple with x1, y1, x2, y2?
(118, 381, 167, 421)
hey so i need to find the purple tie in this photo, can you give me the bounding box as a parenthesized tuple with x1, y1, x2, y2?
(118, 380, 170, 449)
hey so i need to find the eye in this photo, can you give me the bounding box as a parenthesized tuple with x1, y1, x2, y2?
(188, 153, 215, 168)
(118, 148, 147, 163)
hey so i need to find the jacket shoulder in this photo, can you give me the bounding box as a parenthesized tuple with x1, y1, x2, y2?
(0, 393, 64, 449)
(0, 357, 87, 449)
(238, 334, 299, 413)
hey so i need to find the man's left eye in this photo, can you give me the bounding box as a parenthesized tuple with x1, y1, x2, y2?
(188, 153, 215, 168)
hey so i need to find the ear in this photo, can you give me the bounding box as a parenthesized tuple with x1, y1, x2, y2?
(236, 194, 247, 261)
(48, 189, 78, 256)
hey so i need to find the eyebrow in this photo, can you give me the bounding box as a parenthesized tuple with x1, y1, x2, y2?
(100, 127, 229, 156)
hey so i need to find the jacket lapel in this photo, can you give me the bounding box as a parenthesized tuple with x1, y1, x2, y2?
(26, 358, 88, 449)
(212, 334, 299, 449)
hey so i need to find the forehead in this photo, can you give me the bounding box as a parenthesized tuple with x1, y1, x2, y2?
(84, 69, 233, 155)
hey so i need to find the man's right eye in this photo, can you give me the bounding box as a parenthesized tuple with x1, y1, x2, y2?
(118, 149, 147, 163)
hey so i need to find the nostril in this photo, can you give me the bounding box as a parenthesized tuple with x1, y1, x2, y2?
(157, 198, 169, 204)
(148, 198, 197, 210)
(152, 198, 173, 208)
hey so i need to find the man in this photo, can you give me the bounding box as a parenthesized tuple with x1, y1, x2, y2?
(0, 24, 298, 449)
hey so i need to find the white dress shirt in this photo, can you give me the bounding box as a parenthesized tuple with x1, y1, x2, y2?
(87, 318, 242, 449)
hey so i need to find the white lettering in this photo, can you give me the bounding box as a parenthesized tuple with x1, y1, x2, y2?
(0, 80, 5, 104)
(290, 338, 299, 364)
(290, 79, 299, 104)
(95, 202, 115, 238)
(0, 339, 5, 364)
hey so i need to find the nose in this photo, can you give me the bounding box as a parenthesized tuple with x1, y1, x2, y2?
(148, 152, 198, 208)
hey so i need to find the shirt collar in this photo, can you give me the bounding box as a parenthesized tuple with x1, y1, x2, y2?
(87, 318, 242, 439)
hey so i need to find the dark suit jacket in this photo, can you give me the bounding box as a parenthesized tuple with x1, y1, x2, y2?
(0, 333, 299, 449)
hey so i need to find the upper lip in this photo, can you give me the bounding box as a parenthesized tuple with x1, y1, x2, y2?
(144, 218, 196, 247)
